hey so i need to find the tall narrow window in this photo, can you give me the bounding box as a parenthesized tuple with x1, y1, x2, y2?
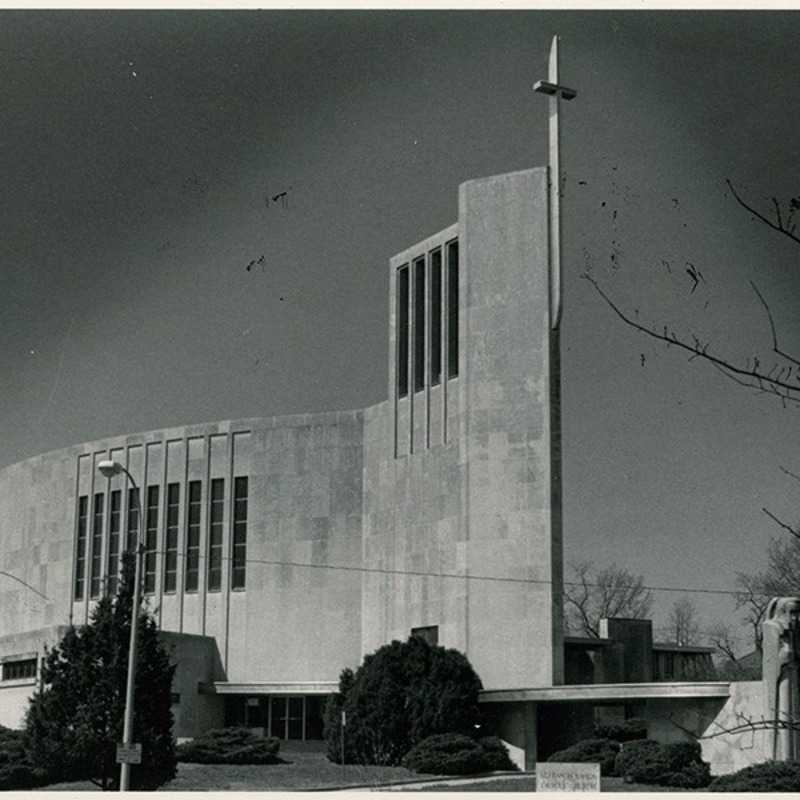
(447, 239, 459, 378)
(185, 481, 201, 592)
(89, 493, 105, 598)
(126, 487, 140, 553)
(163, 483, 180, 594)
(429, 248, 442, 386)
(106, 490, 121, 596)
(414, 256, 426, 392)
(397, 266, 409, 398)
(207, 478, 224, 591)
(74, 496, 88, 600)
(143, 486, 159, 594)
(231, 476, 248, 589)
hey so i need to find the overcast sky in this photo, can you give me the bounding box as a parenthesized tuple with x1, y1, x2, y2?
(3, 10, 800, 644)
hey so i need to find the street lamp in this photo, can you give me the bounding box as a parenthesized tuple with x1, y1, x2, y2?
(98, 459, 141, 792)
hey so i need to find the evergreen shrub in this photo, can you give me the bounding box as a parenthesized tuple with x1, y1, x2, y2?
(176, 728, 282, 764)
(0, 725, 46, 790)
(594, 718, 647, 742)
(401, 733, 516, 775)
(614, 738, 710, 788)
(323, 636, 483, 765)
(24, 553, 176, 790)
(709, 760, 800, 792)
(547, 738, 620, 776)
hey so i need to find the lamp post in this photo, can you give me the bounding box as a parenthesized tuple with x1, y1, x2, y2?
(97, 459, 142, 792)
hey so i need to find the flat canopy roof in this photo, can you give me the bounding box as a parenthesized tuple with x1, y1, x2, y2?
(479, 681, 731, 704)
(203, 681, 338, 696)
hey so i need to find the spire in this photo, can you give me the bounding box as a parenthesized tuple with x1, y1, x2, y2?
(534, 35, 577, 330)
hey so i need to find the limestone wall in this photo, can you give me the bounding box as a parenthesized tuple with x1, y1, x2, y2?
(361, 168, 563, 690)
(0, 411, 365, 688)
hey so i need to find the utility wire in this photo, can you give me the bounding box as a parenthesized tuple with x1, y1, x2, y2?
(0, 570, 49, 601)
(102, 545, 748, 600)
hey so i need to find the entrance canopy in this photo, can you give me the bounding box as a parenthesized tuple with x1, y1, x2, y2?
(201, 681, 338, 696)
(480, 681, 731, 704)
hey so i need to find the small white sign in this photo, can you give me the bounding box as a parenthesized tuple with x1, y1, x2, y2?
(536, 762, 600, 792)
(116, 743, 142, 765)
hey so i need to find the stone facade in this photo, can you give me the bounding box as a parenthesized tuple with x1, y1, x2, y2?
(0, 167, 564, 738)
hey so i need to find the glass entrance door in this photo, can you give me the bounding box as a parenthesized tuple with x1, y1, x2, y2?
(269, 696, 305, 740)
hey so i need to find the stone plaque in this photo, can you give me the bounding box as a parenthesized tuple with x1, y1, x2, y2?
(536, 762, 600, 792)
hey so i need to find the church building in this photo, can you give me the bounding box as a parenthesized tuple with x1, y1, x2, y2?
(0, 167, 750, 773)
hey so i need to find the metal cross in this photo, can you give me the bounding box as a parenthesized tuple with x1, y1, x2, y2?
(534, 35, 576, 330)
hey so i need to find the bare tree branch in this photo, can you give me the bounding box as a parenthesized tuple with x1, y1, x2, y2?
(584, 273, 800, 403)
(780, 465, 800, 485)
(762, 507, 800, 540)
(750, 281, 800, 368)
(727, 178, 800, 248)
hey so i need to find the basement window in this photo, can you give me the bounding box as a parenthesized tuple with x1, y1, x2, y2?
(2, 658, 37, 681)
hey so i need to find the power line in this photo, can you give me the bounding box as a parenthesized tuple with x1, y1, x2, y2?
(0, 570, 49, 601)
(115, 545, 746, 600)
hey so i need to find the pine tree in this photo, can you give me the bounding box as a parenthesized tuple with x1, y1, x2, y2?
(25, 552, 176, 789)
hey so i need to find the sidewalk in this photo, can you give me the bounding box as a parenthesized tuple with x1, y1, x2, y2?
(323, 770, 534, 792)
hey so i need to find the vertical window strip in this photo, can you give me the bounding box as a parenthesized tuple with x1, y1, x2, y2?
(231, 476, 248, 589)
(447, 240, 459, 378)
(126, 488, 140, 553)
(89, 493, 105, 598)
(74, 496, 88, 600)
(397, 266, 409, 398)
(107, 490, 121, 596)
(207, 478, 224, 592)
(143, 485, 159, 594)
(430, 249, 442, 386)
(164, 483, 180, 594)
(414, 256, 426, 392)
(185, 481, 201, 592)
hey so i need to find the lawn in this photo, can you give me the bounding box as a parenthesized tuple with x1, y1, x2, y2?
(410, 776, 697, 792)
(33, 744, 694, 792)
(35, 743, 429, 792)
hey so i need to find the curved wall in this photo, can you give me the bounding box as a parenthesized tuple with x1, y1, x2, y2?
(0, 410, 365, 685)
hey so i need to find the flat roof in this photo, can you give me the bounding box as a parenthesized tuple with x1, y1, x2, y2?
(479, 681, 731, 704)
(203, 681, 338, 696)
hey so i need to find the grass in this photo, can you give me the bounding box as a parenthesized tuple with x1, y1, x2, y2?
(32, 744, 698, 792)
(34, 743, 428, 792)
(411, 776, 697, 792)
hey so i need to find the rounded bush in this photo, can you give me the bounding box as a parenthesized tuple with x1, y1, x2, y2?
(402, 733, 516, 775)
(0, 763, 40, 790)
(477, 736, 518, 771)
(614, 738, 710, 788)
(710, 760, 800, 792)
(594, 718, 647, 743)
(324, 637, 483, 765)
(548, 738, 621, 777)
(176, 728, 281, 765)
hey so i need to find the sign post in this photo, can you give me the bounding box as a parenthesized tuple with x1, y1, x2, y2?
(340, 709, 346, 766)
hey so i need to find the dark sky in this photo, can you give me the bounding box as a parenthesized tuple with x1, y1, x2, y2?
(3, 10, 800, 644)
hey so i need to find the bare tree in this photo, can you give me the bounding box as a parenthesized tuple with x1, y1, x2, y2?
(586, 182, 800, 407)
(664, 596, 701, 645)
(734, 537, 800, 654)
(586, 182, 800, 539)
(564, 559, 654, 638)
